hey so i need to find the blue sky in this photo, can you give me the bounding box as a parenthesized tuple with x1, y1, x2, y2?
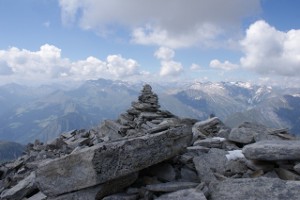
(0, 0, 300, 86)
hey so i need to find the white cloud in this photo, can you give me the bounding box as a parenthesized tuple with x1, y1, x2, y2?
(154, 47, 183, 77)
(58, 0, 260, 48)
(210, 59, 238, 70)
(190, 63, 202, 71)
(0, 44, 142, 84)
(0, 44, 68, 79)
(159, 60, 183, 77)
(106, 55, 139, 77)
(154, 46, 175, 60)
(69, 56, 107, 79)
(240, 20, 300, 76)
(131, 23, 221, 48)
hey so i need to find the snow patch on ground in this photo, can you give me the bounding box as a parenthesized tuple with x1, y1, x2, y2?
(226, 150, 245, 161)
(212, 137, 226, 142)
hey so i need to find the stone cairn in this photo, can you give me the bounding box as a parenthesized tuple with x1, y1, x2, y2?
(99, 84, 184, 140)
(1, 84, 300, 200)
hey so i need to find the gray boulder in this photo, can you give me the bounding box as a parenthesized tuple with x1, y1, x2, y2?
(192, 117, 228, 140)
(209, 177, 300, 200)
(36, 126, 192, 196)
(243, 140, 300, 161)
(205, 148, 228, 174)
(0, 172, 36, 200)
(48, 173, 138, 200)
(156, 188, 207, 200)
(146, 182, 199, 192)
(228, 122, 284, 144)
(193, 158, 215, 184)
(193, 148, 228, 183)
(228, 127, 255, 144)
(193, 137, 226, 149)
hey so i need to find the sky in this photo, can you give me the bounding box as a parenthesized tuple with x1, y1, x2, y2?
(0, 0, 300, 86)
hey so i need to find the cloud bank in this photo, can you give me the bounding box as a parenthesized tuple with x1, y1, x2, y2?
(240, 20, 300, 77)
(58, 0, 260, 48)
(208, 20, 300, 79)
(0, 44, 142, 84)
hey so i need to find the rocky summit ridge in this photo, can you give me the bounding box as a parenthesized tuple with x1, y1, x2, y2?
(1, 84, 300, 200)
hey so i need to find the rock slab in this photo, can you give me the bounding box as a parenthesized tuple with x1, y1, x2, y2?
(48, 173, 138, 200)
(156, 188, 207, 200)
(146, 182, 199, 192)
(36, 126, 192, 196)
(209, 177, 300, 200)
(1, 172, 36, 200)
(243, 140, 300, 161)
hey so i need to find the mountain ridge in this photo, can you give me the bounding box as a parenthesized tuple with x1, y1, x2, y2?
(0, 79, 299, 144)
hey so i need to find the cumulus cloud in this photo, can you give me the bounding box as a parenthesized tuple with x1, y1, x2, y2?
(240, 20, 300, 76)
(210, 59, 239, 70)
(106, 55, 139, 77)
(0, 44, 68, 79)
(154, 47, 183, 77)
(154, 46, 175, 60)
(190, 63, 202, 71)
(132, 23, 222, 48)
(68, 55, 140, 81)
(159, 60, 183, 77)
(58, 0, 260, 48)
(0, 44, 142, 84)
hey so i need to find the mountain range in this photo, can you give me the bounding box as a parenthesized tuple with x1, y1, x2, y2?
(0, 141, 24, 163)
(0, 78, 299, 144)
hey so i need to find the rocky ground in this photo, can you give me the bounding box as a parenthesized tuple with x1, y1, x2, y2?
(1, 84, 300, 200)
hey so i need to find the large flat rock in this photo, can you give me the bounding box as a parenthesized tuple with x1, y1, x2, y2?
(145, 182, 199, 192)
(192, 117, 226, 139)
(242, 140, 300, 161)
(228, 127, 255, 144)
(228, 122, 283, 144)
(48, 173, 138, 200)
(36, 126, 192, 197)
(193, 148, 227, 184)
(209, 177, 300, 200)
(156, 189, 207, 200)
(1, 172, 36, 200)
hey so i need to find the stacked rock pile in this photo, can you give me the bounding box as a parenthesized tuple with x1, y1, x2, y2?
(98, 84, 187, 140)
(0, 84, 300, 200)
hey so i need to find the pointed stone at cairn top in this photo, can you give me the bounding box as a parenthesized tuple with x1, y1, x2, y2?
(138, 84, 158, 103)
(132, 84, 160, 111)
